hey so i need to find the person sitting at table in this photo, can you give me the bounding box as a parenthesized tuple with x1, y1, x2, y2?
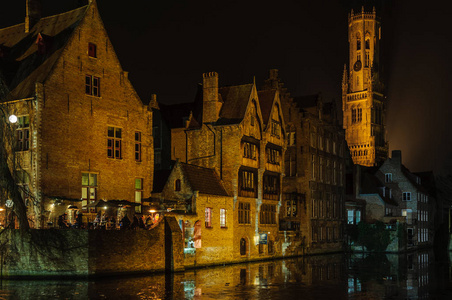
(120, 215, 131, 229)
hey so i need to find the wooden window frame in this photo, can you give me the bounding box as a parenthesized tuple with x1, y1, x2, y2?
(238, 202, 251, 225)
(16, 116, 30, 151)
(135, 131, 142, 162)
(205, 207, 212, 228)
(85, 75, 101, 97)
(88, 42, 97, 58)
(107, 126, 122, 159)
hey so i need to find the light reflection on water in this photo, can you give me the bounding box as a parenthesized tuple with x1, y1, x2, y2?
(1, 250, 452, 299)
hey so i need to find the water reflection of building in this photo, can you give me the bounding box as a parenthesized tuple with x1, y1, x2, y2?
(348, 250, 433, 299)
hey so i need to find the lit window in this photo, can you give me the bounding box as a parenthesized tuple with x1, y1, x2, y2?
(135, 131, 141, 162)
(402, 192, 411, 201)
(107, 127, 122, 159)
(82, 172, 97, 209)
(16, 116, 30, 151)
(220, 208, 226, 228)
(88, 42, 97, 58)
(205, 207, 212, 228)
(347, 210, 354, 224)
(85, 75, 100, 97)
(135, 178, 143, 213)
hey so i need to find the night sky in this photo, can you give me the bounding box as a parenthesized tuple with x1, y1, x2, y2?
(1, 0, 451, 174)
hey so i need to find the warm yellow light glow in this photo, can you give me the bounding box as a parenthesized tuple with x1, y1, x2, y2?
(149, 209, 156, 213)
(8, 114, 17, 124)
(103, 206, 107, 210)
(0, 208, 4, 212)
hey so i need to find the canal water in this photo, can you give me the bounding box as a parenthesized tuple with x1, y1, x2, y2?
(1, 250, 452, 299)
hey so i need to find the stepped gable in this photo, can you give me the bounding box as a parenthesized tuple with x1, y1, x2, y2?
(180, 163, 229, 196)
(0, 5, 88, 101)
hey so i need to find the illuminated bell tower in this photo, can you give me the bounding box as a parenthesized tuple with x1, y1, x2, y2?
(342, 6, 388, 167)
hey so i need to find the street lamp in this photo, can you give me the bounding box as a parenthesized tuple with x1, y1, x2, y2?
(8, 114, 17, 124)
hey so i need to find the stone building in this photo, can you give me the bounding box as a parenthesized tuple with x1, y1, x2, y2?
(155, 160, 234, 267)
(346, 151, 435, 251)
(0, 0, 153, 227)
(167, 72, 285, 261)
(341, 7, 388, 166)
(376, 150, 435, 249)
(263, 70, 347, 254)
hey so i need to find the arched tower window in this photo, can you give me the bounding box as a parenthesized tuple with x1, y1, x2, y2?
(352, 107, 357, 123)
(240, 238, 247, 256)
(357, 106, 362, 122)
(365, 38, 370, 49)
(357, 36, 361, 51)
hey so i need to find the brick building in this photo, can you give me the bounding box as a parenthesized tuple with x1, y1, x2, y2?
(167, 72, 285, 261)
(263, 69, 346, 254)
(155, 160, 234, 266)
(341, 7, 388, 167)
(0, 0, 153, 227)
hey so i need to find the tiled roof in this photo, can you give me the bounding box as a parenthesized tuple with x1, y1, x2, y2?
(217, 84, 253, 125)
(257, 89, 277, 126)
(0, 5, 88, 101)
(180, 163, 229, 196)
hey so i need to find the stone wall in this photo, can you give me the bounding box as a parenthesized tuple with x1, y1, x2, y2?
(0, 217, 183, 278)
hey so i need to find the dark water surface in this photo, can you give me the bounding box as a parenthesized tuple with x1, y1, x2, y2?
(2, 250, 452, 299)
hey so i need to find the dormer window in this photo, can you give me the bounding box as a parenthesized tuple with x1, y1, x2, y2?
(88, 43, 97, 58)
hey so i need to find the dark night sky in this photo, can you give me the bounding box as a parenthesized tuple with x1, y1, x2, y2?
(1, 0, 451, 174)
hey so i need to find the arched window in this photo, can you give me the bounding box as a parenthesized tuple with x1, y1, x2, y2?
(240, 238, 247, 256)
(357, 36, 361, 50)
(359, 150, 362, 156)
(175, 179, 181, 191)
(357, 107, 362, 122)
(352, 108, 357, 123)
(365, 38, 370, 49)
(364, 150, 368, 156)
(353, 150, 357, 157)
(194, 220, 201, 248)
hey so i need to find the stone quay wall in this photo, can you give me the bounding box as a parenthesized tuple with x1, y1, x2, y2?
(0, 217, 183, 278)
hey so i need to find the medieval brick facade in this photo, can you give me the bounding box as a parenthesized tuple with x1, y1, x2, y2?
(0, 1, 153, 227)
(264, 69, 346, 254)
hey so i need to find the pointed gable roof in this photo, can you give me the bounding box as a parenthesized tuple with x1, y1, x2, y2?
(0, 5, 89, 101)
(180, 163, 229, 196)
(257, 89, 277, 126)
(216, 83, 254, 125)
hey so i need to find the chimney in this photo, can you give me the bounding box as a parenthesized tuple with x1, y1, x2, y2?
(25, 0, 42, 33)
(202, 72, 221, 123)
(391, 150, 402, 165)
